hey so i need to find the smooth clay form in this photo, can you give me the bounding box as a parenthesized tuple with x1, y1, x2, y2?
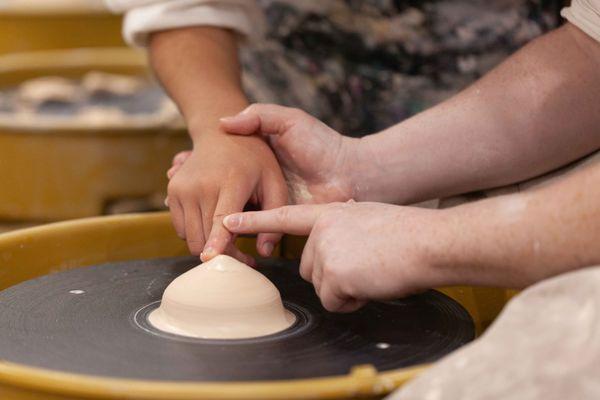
(149, 255, 295, 339)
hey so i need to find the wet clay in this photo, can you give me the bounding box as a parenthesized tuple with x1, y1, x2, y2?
(149, 255, 295, 339)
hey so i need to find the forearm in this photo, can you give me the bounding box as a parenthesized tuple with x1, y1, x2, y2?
(355, 23, 600, 204)
(149, 26, 249, 140)
(433, 159, 600, 289)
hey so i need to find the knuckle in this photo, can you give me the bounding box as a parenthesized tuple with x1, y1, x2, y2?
(196, 178, 218, 193)
(321, 297, 340, 313)
(211, 216, 222, 227)
(339, 281, 358, 299)
(312, 216, 330, 231)
(212, 214, 228, 228)
(288, 107, 307, 120)
(275, 206, 291, 226)
(236, 214, 251, 229)
(168, 180, 195, 198)
(322, 259, 342, 281)
(167, 180, 181, 196)
(299, 267, 310, 282)
(327, 202, 346, 213)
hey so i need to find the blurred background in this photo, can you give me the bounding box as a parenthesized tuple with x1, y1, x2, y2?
(0, 0, 564, 233)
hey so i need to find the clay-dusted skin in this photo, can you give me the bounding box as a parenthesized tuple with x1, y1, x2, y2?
(149, 255, 295, 339)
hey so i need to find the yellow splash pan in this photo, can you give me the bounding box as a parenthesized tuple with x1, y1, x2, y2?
(0, 48, 190, 222)
(0, 212, 513, 400)
(0, 1, 124, 54)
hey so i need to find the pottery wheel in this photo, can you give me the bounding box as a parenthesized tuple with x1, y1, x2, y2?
(0, 257, 474, 381)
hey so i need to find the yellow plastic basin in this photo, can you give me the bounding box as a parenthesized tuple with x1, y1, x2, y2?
(0, 48, 190, 222)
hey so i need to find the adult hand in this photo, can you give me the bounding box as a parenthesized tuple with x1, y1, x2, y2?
(220, 104, 360, 205)
(166, 133, 288, 263)
(223, 202, 446, 312)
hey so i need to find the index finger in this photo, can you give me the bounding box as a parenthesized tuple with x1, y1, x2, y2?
(223, 204, 327, 236)
(201, 188, 249, 262)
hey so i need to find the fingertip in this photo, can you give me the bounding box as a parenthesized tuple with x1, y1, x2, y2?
(202, 227, 233, 262)
(168, 200, 186, 239)
(260, 242, 274, 257)
(257, 232, 281, 257)
(219, 114, 247, 127)
(223, 214, 242, 230)
(219, 112, 259, 135)
(167, 167, 176, 179)
(200, 247, 216, 262)
(173, 150, 191, 165)
(218, 116, 235, 124)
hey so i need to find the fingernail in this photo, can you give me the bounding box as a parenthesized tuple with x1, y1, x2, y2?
(164, 197, 169, 207)
(223, 214, 241, 229)
(262, 242, 274, 256)
(219, 116, 234, 123)
(200, 247, 215, 261)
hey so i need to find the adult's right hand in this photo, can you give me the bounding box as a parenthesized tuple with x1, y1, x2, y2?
(166, 131, 288, 264)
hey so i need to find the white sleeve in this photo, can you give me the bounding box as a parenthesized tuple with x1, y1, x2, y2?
(561, 0, 600, 43)
(104, 0, 264, 47)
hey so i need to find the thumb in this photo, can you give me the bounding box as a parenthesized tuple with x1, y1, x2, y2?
(219, 103, 302, 137)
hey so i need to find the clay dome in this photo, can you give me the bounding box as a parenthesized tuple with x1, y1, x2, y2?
(149, 255, 295, 339)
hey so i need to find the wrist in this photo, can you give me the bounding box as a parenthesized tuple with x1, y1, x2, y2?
(186, 100, 249, 141)
(432, 193, 537, 289)
(410, 207, 466, 289)
(347, 135, 398, 202)
(339, 137, 363, 201)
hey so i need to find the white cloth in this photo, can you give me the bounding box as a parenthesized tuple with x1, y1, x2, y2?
(105, 0, 263, 47)
(107, 0, 600, 48)
(562, 0, 600, 43)
(387, 265, 600, 400)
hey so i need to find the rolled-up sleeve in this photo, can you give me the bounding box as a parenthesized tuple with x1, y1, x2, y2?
(561, 0, 600, 42)
(105, 0, 264, 47)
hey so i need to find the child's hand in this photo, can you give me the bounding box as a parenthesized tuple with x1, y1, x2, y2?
(220, 104, 360, 205)
(166, 132, 288, 263)
(223, 202, 447, 312)
(166, 150, 191, 180)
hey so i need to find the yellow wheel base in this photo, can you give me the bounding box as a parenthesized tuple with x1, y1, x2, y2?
(0, 213, 513, 399)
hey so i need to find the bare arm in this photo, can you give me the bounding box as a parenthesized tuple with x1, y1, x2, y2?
(436, 156, 600, 288)
(149, 27, 247, 135)
(149, 27, 287, 262)
(355, 23, 600, 204)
